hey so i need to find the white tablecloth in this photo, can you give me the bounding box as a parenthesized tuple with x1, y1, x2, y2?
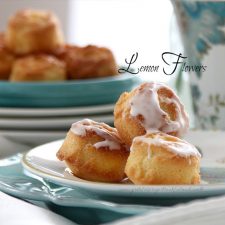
(0, 192, 76, 225)
(0, 136, 32, 158)
(107, 195, 225, 225)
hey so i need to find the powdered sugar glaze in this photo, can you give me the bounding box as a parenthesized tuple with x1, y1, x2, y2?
(129, 82, 189, 137)
(71, 119, 123, 150)
(132, 133, 201, 158)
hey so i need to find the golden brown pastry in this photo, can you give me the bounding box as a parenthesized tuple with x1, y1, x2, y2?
(114, 82, 189, 146)
(5, 9, 64, 55)
(0, 33, 15, 80)
(125, 132, 201, 185)
(10, 54, 66, 82)
(59, 45, 118, 79)
(57, 119, 129, 182)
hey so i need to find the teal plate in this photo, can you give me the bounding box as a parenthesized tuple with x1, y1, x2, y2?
(0, 74, 140, 107)
(0, 154, 160, 215)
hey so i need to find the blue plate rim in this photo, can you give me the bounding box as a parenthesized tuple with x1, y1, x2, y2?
(0, 73, 139, 87)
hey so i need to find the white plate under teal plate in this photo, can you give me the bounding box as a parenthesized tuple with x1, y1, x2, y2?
(0, 130, 66, 146)
(0, 114, 113, 130)
(0, 104, 114, 118)
(22, 140, 225, 198)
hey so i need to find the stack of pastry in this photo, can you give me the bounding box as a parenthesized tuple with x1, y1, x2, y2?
(57, 82, 201, 185)
(0, 9, 118, 81)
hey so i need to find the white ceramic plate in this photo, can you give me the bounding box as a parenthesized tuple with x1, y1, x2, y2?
(0, 104, 114, 118)
(22, 139, 225, 198)
(0, 114, 113, 130)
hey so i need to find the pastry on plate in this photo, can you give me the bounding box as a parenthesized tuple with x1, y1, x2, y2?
(59, 45, 118, 79)
(57, 119, 129, 182)
(5, 9, 64, 55)
(10, 54, 66, 81)
(114, 82, 189, 146)
(0, 32, 15, 80)
(125, 132, 201, 185)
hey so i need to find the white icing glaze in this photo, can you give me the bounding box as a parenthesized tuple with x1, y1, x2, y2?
(71, 123, 86, 136)
(71, 119, 124, 151)
(94, 140, 120, 150)
(129, 82, 189, 137)
(132, 133, 201, 158)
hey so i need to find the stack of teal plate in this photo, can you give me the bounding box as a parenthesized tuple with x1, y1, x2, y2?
(0, 74, 140, 145)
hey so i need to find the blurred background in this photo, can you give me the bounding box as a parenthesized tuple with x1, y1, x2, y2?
(0, 0, 173, 82)
(1, 0, 225, 149)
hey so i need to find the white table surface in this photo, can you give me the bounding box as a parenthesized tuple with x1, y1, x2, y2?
(0, 191, 76, 225)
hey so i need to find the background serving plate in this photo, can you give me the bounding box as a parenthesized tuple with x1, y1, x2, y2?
(0, 114, 113, 130)
(22, 139, 225, 198)
(0, 104, 114, 117)
(0, 74, 140, 107)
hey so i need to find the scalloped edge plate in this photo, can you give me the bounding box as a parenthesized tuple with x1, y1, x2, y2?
(22, 140, 225, 198)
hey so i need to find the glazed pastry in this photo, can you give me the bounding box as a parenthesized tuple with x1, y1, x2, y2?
(5, 9, 64, 55)
(59, 45, 118, 79)
(10, 54, 66, 81)
(125, 132, 201, 185)
(0, 33, 14, 80)
(57, 119, 129, 182)
(114, 82, 189, 146)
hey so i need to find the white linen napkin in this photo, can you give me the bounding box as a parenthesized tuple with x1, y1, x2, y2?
(0, 191, 77, 225)
(0, 136, 32, 158)
(107, 195, 225, 225)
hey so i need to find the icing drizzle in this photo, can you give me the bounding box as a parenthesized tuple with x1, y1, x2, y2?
(71, 119, 124, 150)
(132, 133, 201, 158)
(129, 82, 189, 137)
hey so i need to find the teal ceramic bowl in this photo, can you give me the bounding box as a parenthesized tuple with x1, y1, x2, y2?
(0, 74, 140, 108)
